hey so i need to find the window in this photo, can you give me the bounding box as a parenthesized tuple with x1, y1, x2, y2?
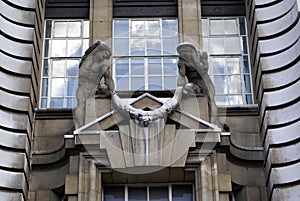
(103, 184, 194, 201)
(202, 17, 253, 105)
(40, 19, 89, 108)
(113, 19, 179, 91)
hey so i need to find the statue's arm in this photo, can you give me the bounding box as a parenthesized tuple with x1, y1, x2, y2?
(199, 50, 209, 73)
(177, 60, 187, 86)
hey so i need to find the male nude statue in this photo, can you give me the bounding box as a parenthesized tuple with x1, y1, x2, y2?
(177, 43, 218, 123)
(74, 40, 115, 129)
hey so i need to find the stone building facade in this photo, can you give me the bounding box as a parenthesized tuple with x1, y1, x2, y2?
(0, 0, 299, 201)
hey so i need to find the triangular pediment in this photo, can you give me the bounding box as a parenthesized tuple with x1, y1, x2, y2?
(74, 93, 220, 135)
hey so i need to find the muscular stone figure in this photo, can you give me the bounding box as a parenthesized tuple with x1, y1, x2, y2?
(74, 40, 115, 129)
(176, 42, 218, 123)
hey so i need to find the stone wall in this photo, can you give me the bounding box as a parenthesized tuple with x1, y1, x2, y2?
(246, 0, 300, 200)
(0, 0, 44, 200)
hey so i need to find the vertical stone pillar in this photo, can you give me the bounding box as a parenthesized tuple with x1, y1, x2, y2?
(247, 0, 300, 200)
(178, 0, 203, 49)
(194, 152, 226, 201)
(77, 154, 104, 201)
(90, 0, 113, 46)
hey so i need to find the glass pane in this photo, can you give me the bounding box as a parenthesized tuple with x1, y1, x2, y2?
(115, 59, 129, 76)
(246, 94, 253, 104)
(147, 39, 161, 56)
(114, 38, 129, 56)
(116, 77, 129, 90)
(41, 79, 48, 96)
(51, 40, 66, 57)
(163, 58, 177, 75)
(239, 18, 246, 35)
(104, 186, 125, 201)
(202, 18, 209, 37)
(210, 19, 223, 35)
(53, 21, 67, 37)
(227, 58, 240, 74)
(215, 95, 228, 105)
(148, 58, 162, 75)
(203, 38, 208, 52)
(51, 78, 64, 97)
(40, 98, 47, 108)
(225, 37, 240, 54)
(131, 20, 145, 37)
(68, 21, 81, 37)
(83, 21, 90, 38)
(212, 58, 225, 74)
(146, 20, 160, 36)
(229, 95, 243, 105)
(162, 19, 178, 37)
(43, 59, 49, 76)
(44, 39, 50, 57)
(242, 56, 250, 73)
(131, 59, 144, 75)
(114, 20, 129, 37)
(164, 76, 177, 89)
(172, 185, 193, 201)
(50, 98, 63, 108)
(66, 98, 77, 108)
(131, 77, 145, 90)
(45, 21, 52, 38)
(244, 75, 252, 93)
(148, 76, 162, 90)
(214, 76, 227, 94)
(209, 38, 224, 54)
(83, 39, 90, 55)
(52, 60, 65, 77)
(66, 78, 77, 96)
(128, 187, 147, 201)
(163, 37, 178, 55)
(241, 36, 248, 54)
(67, 39, 82, 57)
(67, 60, 79, 76)
(131, 38, 145, 56)
(149, 186, 168, 201)
(224, 19, 238, 35)
(228, 75, 242, 94)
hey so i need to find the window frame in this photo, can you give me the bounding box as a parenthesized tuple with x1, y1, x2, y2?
(112, 18, 179, 91)
(40, 19, 89, 108)
(103, 183, 195, 201)
(202, 16, 254, 105)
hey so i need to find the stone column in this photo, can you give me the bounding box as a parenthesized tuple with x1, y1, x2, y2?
(178, 0, 203, 49)
(90, 0, 113, 47)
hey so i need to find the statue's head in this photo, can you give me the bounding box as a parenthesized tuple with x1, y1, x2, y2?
(80, 40, 111, 67)
(176, 42, 198, 60)
(93, 41, 111, 60)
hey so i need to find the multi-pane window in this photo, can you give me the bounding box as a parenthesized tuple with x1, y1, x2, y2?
(40, 19, 89, 108)
(103, 184, 194, 201)
(113, 19, 179, 91)
(202, 17, 253, 105)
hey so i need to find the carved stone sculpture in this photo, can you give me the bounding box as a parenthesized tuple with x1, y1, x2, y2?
(74, 41, 218, 129)
(74, 40, 115, 129)
(176, 42, 218, 123)
(111, 86, 184, 127)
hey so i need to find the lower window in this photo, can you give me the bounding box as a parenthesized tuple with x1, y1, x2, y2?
(103, 184, 194, 201)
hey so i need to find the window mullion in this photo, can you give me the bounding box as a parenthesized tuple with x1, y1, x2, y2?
(125, 185, 128, 201)
(147, 186, 150, 201)
(169, 184, 172, 201)
(145, 57, 148, 90)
